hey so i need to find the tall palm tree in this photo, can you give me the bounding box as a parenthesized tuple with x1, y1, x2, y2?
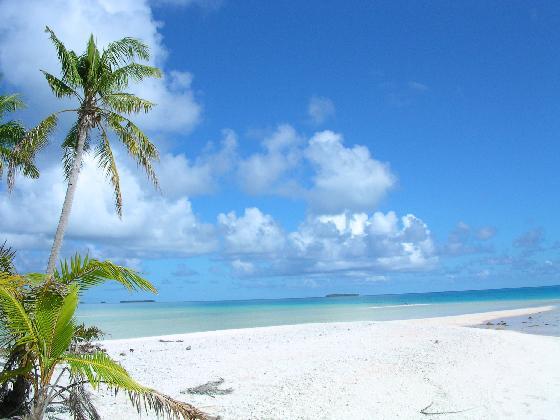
(0, 260, 207, 420)
(0, 93, 55, 189)
(39, 27, 161, 276)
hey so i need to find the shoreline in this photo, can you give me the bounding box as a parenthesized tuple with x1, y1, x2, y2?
(91, 305, 560, 419)
(101, 304, 558, 344)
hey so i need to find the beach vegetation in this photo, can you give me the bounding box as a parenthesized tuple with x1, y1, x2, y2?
(0, 254, 207, 419)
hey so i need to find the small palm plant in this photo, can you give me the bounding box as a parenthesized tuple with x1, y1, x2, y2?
(0, 256, 208, 420)
(36, 27, 162, 276)
(0, 92, 55, 189)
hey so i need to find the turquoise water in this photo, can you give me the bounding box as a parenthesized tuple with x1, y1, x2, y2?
(76, 285, 560, 339)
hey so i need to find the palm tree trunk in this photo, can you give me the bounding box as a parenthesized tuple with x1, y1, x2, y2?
(46, 117, 89, 277)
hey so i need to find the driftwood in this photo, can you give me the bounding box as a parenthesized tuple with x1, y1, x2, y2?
(420, 401, 473, 416)
(182, 378, 233, 398)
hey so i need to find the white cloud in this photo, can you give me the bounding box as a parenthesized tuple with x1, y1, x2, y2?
(0, 0, 201, 133)
(308, 96, 335, 125)
(152, 0, 223, 9)
(230, 259, 256, 276)
(157, 129, 237, 197)
(218, 207, 286, 254)
(237, 124, 301, 194)
(223, 209, 437, 278)
(305, 131, 396, 213)
(237, 128, 396, 213)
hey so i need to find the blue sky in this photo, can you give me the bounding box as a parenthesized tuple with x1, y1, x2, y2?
(0, 0, 559, 301)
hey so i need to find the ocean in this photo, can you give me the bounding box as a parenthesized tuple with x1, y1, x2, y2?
(76, 285, 560, 339)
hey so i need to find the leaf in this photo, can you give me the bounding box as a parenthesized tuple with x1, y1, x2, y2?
(105, 112, 159, 189)
(55, 254, 157, 294)
(35, 284, 79, 365)
(95, 127, 122, 216)
(102, 92, 154, 114)
(0, 93, 25, 118)
(101, 37, 151, 68)
(44, 26, 81, 87)
(0, 284, 36, 345)
(41, 71, 79, 98)
(65, 352, 208, 419)
(7, 112, 57, 190)
(0, 363, 32, 383)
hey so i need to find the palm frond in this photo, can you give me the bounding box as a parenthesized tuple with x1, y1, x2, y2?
(101, 37, 150, 68)
(64, 380, 101, 420)
(127, 388, 209, 420)
(64, 351, 144, 391)
(7, 113, 57, 190)
(41, 71, 80, 99)
(0, 94, 25, 118)
(35, 285, 78, 367)
(95, 127, 122, 216)
(54, 254, 157, 294)
(105, 112, 159, 188)
(61, 122, 91, 180)
(65, 352, 208, 419)
(44, 26, 81, 87)
(104, 63, 161, 91)
(0, 363, 33, 383)
(0, 120, 26, 148)
(85, 34, 102, 88)
(0, 285, 36, 345)
(102, 93, 154, 114)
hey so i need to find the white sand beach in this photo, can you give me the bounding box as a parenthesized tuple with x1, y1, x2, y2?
(93, 306, 560, 419)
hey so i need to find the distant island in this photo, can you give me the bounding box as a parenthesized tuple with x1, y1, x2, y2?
(325, 293, 359, 298)
(120, 299, 156, 303)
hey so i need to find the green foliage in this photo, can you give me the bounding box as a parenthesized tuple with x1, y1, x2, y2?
(0, 242, 16, 274)
(74, 324, 104, 343)
(0, 254, 206, 419)
(41, 27, 161, 217)
(54, 253, 157, 294)
(0, 92, 55, 189)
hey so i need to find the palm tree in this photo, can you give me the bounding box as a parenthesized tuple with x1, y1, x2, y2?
(0, 255, 207, 420)
(0, 93, 55, 189)
(38, 27, 162, 276)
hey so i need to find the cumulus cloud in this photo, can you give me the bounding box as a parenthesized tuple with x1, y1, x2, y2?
(0, 155, 217, 265)
(237, 128, 396, 213)
(0, 0, 201, 133)
(222, 209, 436, 278)
(218, 208, 286, 254)
(1, 148, 435, 281)
(157, 129, 237, 197)
(237, 125, 301, 195)
(308, 96, 335, 125)
(305, 131, 395, 213)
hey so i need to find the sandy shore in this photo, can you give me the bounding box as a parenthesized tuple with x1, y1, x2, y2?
(92, 306, 560, 419)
